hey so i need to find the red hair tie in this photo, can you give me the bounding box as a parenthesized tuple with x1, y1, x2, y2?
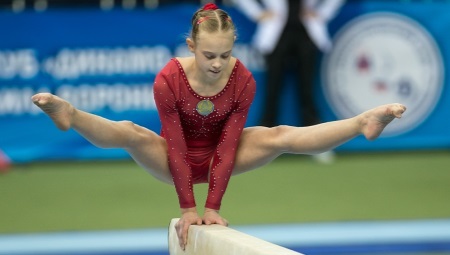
(203, 3, 218, 11)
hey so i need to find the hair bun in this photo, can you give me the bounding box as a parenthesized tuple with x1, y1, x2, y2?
(203, 3, 218, 11)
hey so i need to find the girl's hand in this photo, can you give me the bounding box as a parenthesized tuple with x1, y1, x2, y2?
(202, 208, 229, 226)
(175, 208, 202, 250)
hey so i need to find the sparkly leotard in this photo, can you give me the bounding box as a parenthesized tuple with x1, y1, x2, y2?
(153, 58, 256, 210)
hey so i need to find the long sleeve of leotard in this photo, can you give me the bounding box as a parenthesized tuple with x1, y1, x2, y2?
(204, 75, 256, 210)
(153, 74, 196, 209)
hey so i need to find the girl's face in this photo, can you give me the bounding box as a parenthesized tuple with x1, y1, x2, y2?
(189, 30, 235, 81)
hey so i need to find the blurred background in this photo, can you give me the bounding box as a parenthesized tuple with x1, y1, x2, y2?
(0, 0, 449, 254)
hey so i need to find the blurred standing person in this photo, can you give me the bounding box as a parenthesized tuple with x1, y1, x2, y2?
(232, 0, 344, 163)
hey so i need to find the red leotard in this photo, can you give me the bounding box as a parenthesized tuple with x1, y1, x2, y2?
(153, 58, 256, 210)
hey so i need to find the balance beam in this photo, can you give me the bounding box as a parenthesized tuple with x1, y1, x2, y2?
(168, 218, 304, 255)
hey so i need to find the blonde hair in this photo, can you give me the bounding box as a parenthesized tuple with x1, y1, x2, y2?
(190, 5, 236, 42)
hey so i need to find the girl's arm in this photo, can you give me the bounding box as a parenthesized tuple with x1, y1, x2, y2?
(153, 74, 196, 209)
(204, 75, 256, 211)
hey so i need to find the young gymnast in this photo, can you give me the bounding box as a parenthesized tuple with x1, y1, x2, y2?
(32, 3, 406, 250)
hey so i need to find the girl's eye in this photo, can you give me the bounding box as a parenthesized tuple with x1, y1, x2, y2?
(221, 55, 230, 59)
(205, 55, 215, 59)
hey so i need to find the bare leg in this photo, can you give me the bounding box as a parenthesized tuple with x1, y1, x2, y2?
(32, 93, 173, 184)
(233, 103, 406, 175)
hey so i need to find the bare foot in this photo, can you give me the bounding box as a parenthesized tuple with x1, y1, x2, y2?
(32, 93, 74, 131)
(360, 103, 407, 140)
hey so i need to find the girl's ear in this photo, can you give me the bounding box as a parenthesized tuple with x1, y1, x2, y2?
(186, 38, 195, 53)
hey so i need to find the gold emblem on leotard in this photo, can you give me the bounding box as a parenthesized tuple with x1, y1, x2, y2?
(196, 99, 214, 116)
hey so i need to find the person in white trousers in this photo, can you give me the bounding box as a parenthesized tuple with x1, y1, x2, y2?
(232, 0, 345, 163)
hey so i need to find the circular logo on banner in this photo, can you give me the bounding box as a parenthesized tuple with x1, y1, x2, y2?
(322, 12, 444, 136)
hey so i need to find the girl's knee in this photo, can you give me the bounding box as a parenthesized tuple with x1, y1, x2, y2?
(270, 125, 292, 137)
(118, 120, 139, 135)
(117, 120, 154, 147)
(270, 125, 292, 143)
(267, 125, 296, 151)
(117, 120, 135, 127)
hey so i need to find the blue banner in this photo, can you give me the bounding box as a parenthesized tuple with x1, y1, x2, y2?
(0, 5, 264, 162)
(0, 2, 449, 163)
